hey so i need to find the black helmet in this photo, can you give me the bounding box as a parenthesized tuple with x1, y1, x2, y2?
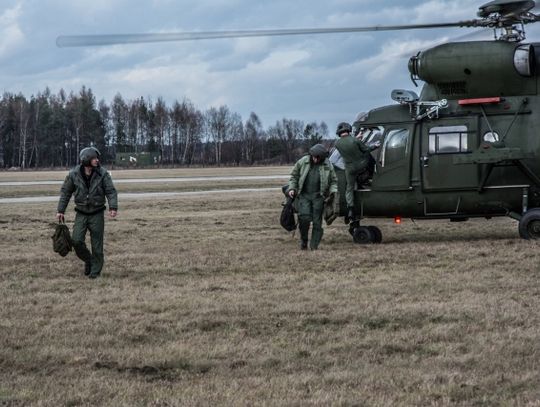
(309, 144, 328, 159)
(336, 122, 352, 136)
(79, 147, 101, 166)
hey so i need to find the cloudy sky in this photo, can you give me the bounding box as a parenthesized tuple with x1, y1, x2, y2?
(2, 0, 539, 131)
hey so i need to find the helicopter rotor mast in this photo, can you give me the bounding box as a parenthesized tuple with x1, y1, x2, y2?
(56, 1, 540, 48)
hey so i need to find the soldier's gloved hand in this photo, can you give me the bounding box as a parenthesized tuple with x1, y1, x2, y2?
(56, 213, 65, 222)
(325, 192, 336, 204)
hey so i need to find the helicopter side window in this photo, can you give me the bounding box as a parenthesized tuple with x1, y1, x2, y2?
(428, 125, 468, 154)
(381, 128, 409, 167)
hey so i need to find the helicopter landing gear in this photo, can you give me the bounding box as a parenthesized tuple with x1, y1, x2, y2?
(349, 223, 382, 244)
(518, 208, 540, 240)
(353, 226, 373, 244)
(367, 226, 383, 243)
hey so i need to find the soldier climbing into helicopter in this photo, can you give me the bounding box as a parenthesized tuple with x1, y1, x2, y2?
(334, 122, 381, 224)
(287, 144, 338, 250)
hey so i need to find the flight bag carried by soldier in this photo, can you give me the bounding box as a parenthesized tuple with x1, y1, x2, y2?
(280, 184, 297, 232)
(52, 220, 72, 257)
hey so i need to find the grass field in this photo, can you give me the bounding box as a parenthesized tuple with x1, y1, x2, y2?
(1, 169, 539, 406)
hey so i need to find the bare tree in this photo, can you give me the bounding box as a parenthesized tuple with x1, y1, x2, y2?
(268, 118, 304, 163)
(111, 93, 128, 152)
(243, 112, 263, 165)
(16, 96, 30, 169)
(205, 105, 232, 166)
(154, 97, 169, 163)
(303, 121, 329, 146)
(170, 99, 203, 165)
(228, 112, 243, 165)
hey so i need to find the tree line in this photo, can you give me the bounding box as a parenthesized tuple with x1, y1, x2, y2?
(0, 87, 329, 169)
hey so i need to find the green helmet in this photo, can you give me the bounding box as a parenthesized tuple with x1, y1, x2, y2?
(79, 147, 101, 166)
(336, 122, 352, 136)
(309, 144, 328, 159)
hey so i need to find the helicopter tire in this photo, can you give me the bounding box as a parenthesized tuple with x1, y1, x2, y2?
(352, 226, 374, 244)
(348, 220, 360, 237)
(518, 208, 540, 240)
(367, 226, 382, 243)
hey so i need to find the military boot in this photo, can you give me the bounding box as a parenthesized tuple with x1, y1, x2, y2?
(88, 272, 100, 279)
(346, 207, 356, 224)
(84, 261, 92, 276)
(300, 240, 308, 250)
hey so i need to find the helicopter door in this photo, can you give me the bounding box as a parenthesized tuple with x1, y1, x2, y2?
(373, 126, 412, 190)
(421, 119, 479, 190)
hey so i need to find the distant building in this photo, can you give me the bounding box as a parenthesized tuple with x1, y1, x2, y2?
(115, 152, 160, 167)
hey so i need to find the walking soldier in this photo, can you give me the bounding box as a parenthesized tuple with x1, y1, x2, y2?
(56, 147, 118, 279)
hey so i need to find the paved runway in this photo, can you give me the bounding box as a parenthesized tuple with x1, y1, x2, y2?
(0, 187, 281, 204)
(0, 175, 288, 187)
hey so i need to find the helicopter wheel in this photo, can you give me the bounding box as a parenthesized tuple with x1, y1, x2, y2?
(518, 208, 540, 240)
(352, 226, 373, 244)
(367, 226, 382, 244)
(348, 221, 360, 237)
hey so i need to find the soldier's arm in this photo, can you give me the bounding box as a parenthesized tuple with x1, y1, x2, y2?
(288, 160, 301, 193)
(328, 164, 338, 194)
(355, 138, 372, 154)
(103, 172, 118, 211)
(57, 174, 75, 214)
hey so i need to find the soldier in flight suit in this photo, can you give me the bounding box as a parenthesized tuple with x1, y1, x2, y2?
(287, 144, 338, 250)
(334, 122, 380, 223)
(56, 147, 118, 279)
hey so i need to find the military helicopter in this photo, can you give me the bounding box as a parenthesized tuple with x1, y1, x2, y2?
(57, 0, 540, 243)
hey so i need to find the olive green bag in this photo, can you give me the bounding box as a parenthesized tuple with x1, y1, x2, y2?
(52, 220, 72, 257)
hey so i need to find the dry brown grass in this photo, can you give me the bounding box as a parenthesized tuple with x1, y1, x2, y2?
(1, 175, 540, 406)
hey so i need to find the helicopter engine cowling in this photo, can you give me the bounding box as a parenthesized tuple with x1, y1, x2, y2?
(409, 41, 539, 100)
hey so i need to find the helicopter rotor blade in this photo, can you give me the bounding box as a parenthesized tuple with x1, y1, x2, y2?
(56, 22, 480, 47)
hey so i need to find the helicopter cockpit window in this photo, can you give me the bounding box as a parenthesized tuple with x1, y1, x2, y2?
(483, 131, 500, 143)
(361, 126, 384, 145)
(428, 125, 468, 154)
(381, 128, 409, 167)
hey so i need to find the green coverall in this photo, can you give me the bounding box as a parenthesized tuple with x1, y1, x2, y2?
(57, 165, 118, 276)
(298, 165, 325, 250)
(335, 135, 376, 209)
(288, 154, 338, 250)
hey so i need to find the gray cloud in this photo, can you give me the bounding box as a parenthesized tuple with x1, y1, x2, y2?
(1, 0, 530, 131)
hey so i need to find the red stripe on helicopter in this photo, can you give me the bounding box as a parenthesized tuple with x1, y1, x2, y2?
(458, 97, 502, 105)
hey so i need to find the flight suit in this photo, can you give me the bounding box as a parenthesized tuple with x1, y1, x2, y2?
(335, 135, 377, 209)
(288, 154, 338, 250)
(57, 165, 118, 276)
